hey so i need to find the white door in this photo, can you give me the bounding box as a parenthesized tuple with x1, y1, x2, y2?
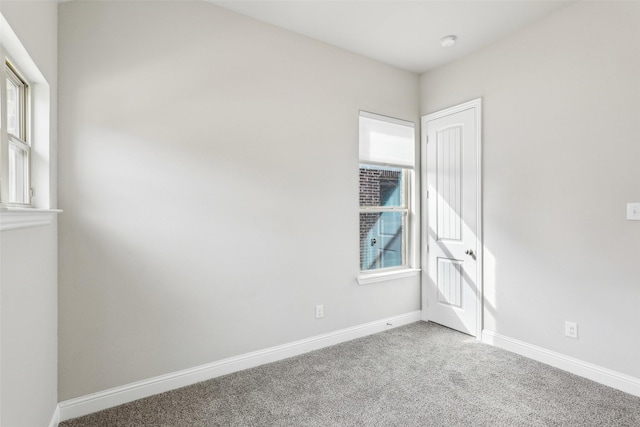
(422, 99, 481, 337)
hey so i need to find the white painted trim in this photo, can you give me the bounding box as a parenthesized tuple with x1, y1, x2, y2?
(359, 110, 415, 128)
(420, 98, 483, 337)
(59, 311, 422, 422)
(420, 110, 429, 323)
(47, 405, 60, 427)
(357, 268, 420, 285)
(474, 100, 483, 339)
(0, 208, 62, 231)
(482, 330, 640, 398)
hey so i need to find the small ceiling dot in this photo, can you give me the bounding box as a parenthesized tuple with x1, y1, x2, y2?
(440, 35, 457, 48)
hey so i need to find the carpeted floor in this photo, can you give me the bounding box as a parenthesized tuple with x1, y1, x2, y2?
(61, 322, 640, 426)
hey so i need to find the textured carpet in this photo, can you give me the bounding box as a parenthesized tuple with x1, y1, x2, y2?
(61, 322, 640, 426)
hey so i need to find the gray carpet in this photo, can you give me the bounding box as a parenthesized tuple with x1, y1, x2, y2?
(61, 322, 640, 426)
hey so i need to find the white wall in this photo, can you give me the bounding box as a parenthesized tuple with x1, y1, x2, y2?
(421, 1, 640, 378)
(58, 1, 420, 400)
(0, 2, 58, 426)
(1, 224, 59, 427)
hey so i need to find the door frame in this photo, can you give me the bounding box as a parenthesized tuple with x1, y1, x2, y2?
(420, 98, 483, 338)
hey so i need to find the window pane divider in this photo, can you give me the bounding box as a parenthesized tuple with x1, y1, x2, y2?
(8, 136, 29, 149)
(359, 207, 408, 212)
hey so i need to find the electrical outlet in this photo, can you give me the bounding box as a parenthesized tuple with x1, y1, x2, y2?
(627, 203, 640, 220)
(565, 321, 578, 339)
(315, 304, 324, 319)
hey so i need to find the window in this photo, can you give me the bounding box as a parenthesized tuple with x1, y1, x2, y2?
(359, 164, 408, 270)
(0, 12, 56, 231)
(359, 111, 417, 281)
(2, 61, 31, 205)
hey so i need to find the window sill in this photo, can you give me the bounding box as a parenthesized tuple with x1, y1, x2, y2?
(0, 207, 63, 231)
(357, 268, 421, 285)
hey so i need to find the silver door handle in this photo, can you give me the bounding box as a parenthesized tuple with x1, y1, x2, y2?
(465, 249, 474, 256)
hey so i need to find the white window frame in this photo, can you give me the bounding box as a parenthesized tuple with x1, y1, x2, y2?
(2, 59, 32, 205)
(357, 111, 420, 285)
(0, 12, 60, 230)
(359, 164, 410, 270)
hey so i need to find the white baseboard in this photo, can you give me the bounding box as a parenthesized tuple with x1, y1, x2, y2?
(59, 310, 422, 422)
(47, 404, 60, 427)
(482, 330, 640, 398)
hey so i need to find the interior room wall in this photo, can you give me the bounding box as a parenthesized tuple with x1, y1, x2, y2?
(58, 1, 420, 400)
(0, 2, 59, 426)
(1, 225, 59, 427)
(420, 1, 640, 378)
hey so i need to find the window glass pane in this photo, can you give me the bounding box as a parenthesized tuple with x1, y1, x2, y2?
(359, 164, 404, 207)
(8, 142, 29, 204)
(6, 77, 19, 137)
(360, 211, 405, 271)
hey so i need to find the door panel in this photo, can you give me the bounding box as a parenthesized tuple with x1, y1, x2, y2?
(437, 258, 463, 308)
(423, 100, 481, 337)
(436, 126, 463, 242)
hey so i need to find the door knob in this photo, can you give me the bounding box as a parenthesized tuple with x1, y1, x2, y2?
(371, 238, 377, 246)
(465, 249, 474, 256)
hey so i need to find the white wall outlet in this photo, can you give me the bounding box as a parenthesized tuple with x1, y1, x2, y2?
(627, 203, 640, 220)
(565, 321, 578, 339)
(315, 304, 324, 319)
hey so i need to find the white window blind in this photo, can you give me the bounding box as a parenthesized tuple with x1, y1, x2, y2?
(359, 111, 415, 168)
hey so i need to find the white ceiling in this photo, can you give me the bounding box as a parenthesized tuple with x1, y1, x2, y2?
(211, 1, 571, 74)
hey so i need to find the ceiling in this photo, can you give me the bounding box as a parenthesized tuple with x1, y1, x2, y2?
(211, 1, 571, 74)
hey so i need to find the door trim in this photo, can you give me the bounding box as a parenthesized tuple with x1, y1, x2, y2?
(420, 98, 483, 338)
